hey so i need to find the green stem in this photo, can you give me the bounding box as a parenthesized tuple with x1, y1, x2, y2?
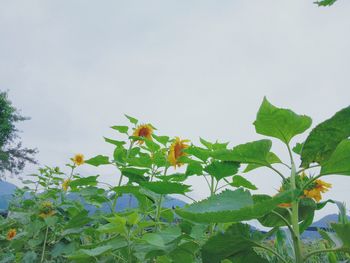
(287, 144, 303, 263)
(155, 194, 163, 231)
(40, 226, 49, 263)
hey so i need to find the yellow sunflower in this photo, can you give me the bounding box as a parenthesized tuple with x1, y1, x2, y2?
(132, 124, 153, 144)
(304, 179, 331, 202)
(62, 179, 71, 192)
(72, 154, 84, 166)
(168, 137, 190, 168)
(6, 229, 16, 241)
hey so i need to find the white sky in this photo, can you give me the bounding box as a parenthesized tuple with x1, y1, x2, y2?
(1, 0, 350, 220)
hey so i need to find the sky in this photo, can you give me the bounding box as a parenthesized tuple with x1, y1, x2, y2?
(1, 0, 350, 220)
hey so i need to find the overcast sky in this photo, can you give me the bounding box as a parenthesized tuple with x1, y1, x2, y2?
(1, 0, 350, 220)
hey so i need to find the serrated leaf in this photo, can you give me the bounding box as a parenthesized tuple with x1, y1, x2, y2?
(85, 155, 110, 166)
(254, 97, 312, 144)
(111, 125, 129, 134)
(200, 138, 213, 149)
(125, 114, 138, 125)
(140, 182, 191, 195)
(212, 140, 273, 167)
(320, 139, 350, 176)
(186, 161, 203, 176)
(231, 175, 257, 190)
(175, 188, 295, 223)
(205, 161, 240, 180)
(301, 105, 350, 167)
(244, 152, 281, 173)
(185, 146, 210, 162)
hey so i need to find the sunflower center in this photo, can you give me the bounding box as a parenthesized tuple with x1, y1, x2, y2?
(138, 127, 150, 137)
(174, 143, 184, 159)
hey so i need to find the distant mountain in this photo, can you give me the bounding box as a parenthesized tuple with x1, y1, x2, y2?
(0, 181, 186, 213)
(0, 181, 17, 196)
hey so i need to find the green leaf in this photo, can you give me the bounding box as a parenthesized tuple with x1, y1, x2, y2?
(231, 175, 257, 190)
(254, 97, 312, 144)
(85, 155, 110, 166)
(301, 105, 350, 167)
(69, 175, 99, 189)
(142, 233, 165, 248)
(103, 137, 126, 147)
(175, 188, 295, 223)
(121, 167, 149, 183)
(320, 139, 350, 176)
(243, 152, 281, 173)
(186, 161, 203, 176)
(315, 0, 337, 6)
(140, 182, 191, 195)
(200, 137, 213, 149)
(125, 114, 138, 125)
(144, 138, 161, 152)
(201, 223, 268, 263)
(212, 140, 272, 167)
(67, 245, 113, 259)
(111, 125, 129, 134)
(292, 142, 303, 155)
(331, 223, 350, 249)
(185, 146, 210, 162)
(205, 161, 240, 180)
(152, 134, 170, 145)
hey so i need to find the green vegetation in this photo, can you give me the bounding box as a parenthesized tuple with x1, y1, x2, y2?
(1, 98, 350, 262)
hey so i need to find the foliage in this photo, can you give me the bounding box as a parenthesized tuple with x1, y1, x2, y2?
(1, 98, 350, 262)
(0, 90, 37, 178)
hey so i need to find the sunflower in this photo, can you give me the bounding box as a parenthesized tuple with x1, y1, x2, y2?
(304, 179, 331, 202)
(6, 229, 16, 240)
(72, 154, 84, 166)
(168, 137, 190, 168)
(39, 201, 56, 218)
(132, 124, 153, 144)
(62, 179, 71, 192)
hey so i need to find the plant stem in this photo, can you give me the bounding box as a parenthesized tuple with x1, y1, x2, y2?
(40, 226, 49, 263)
(287, 144, 303, 263)
(155, 194, 163, 231)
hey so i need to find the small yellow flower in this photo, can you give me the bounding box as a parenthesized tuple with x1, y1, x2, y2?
(168, 137, 190, 168)
(73, 154, 84, 166)
(39, 201, 55, 218)
(6, 229, 16, 240)
(62, 179, 71, 192)
(304, 179, 331, 202)
(132, 124, 153, 144)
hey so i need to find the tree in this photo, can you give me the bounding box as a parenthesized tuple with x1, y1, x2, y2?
(0, 90, 37, 179)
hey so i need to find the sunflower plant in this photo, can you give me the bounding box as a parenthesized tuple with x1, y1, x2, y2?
(1, 99, 350, 263)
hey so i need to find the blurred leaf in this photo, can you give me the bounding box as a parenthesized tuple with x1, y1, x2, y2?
(152, 134, 170, 145)
(301, 105, 350, 167)
(67, 245, 113, 259)
(121, 167, 149, 183)
(254, 97, 312, 144)
(111, 125, 129, 134)
(185, 146, 210, 162)
(186, 162, 203, 176)
(315, 0, 337, 6)
(103, 137, 126, 147)
(142, 233, 165, 248)
(85, 155, 110, 166)
(125, 114, 138, 125)
(70, 175, 99, 189)
(244, 152, 281, 173)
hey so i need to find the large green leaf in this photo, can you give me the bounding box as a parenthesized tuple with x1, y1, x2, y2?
(331, 223, 350, 249)
(204, 161, 240, 180)
(140, 182, 191, 195)
(175, 188, 294, 223)
(301, 105, 350, 167)
(231, 175, 257, 190)
(212, 140, 273, 167)
(201, 223, 268, 263)
(120, 167, 149, 183)
(320, 139, 350, 176)
(254, 97, 312, 144)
